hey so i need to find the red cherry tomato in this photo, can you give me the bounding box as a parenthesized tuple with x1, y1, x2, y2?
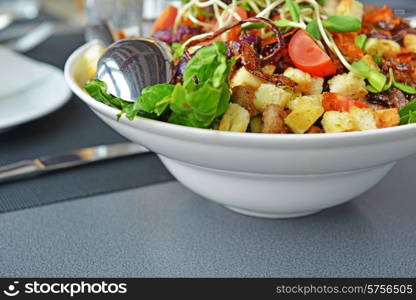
(288, 30, 337, 77)
(322, 93, 370, 112)
(152, 5, 178, 32)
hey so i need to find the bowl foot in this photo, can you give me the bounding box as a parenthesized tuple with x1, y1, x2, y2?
(225, 206, 321, 219)
(159, 156, 395, 219)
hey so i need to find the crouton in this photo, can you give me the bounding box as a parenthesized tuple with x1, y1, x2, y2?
(349, 107, 377, 131)
(83, 44, 106, 79)
(328, 72, 367, 100)
(254, 84, 294, 112)
(262, 104, 286, 134)
(230, 67, 264, 89)
(336, 0, 364, 21)
(307, 126, 325, 134)
(288, 95, 323, 111)
(322, 111, 356, 133)
(283, 67, 312, 94)
(379, 39, 401, 58)
(323, 0, 339, 16)
(262, 65, 277, 75)
(231, 86, 259, 116)
(374, 108, 400, 128)
(285, 104, 325, 134)
(250, 116, 263, 133)
(283, 67, 324, 95)
(404, 34, 416, 53)
(309, 77, 324, 95)
(364, 38, 384, 57)
(365, 38, 401, 58)
(219, 103, 250, 132)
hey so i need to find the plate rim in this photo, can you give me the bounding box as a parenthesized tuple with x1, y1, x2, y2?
(0, 63, 71, 130)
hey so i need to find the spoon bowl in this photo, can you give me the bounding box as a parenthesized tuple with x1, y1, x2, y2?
(96, 38, 173, 102)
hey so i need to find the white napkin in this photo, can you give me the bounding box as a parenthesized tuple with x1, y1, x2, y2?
(0, 46, 52, 99)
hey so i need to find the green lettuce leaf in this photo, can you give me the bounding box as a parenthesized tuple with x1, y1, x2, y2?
(84, 79, 140, 120)
(133, 83, 175, 116)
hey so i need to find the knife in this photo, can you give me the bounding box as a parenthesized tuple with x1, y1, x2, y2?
(0, 143, 150, 184)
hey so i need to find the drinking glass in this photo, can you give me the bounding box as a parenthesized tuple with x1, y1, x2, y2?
(0, 0, 39, 20)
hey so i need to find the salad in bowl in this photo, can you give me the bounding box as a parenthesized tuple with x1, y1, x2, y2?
(84, 0, 416, 135)
(66, 0, 416, 218)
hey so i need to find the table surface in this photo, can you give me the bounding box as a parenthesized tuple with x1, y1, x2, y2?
(1, 2, 416, 277)
(1, 154, 416, 278)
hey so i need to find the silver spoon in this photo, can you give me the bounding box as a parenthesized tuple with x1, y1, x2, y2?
(96, 38, 173, 102)
(85, 21, 115, 47)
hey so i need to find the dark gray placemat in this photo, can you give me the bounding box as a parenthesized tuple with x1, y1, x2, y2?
(0, 32, 174, 213)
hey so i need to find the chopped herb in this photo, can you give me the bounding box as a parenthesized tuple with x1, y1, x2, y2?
(242, 23, 267, 30)
(274, 19, 293, 28)
(355, 34, 367, 49)
(393, 81, 416, 94)
(352, 60, 386, 92)
(373, 55, 382, 65)
(286, 0, 301, 23)
(399, 99, 416, 124)
(323, 16, 362, 33)
(306, 18, 322, 40)
(367, 85, 379, 93)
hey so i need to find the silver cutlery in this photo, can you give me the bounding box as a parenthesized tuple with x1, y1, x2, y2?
(0, 143, 150, 184)
(5, 22, 54, 52)
(96, 38, 173, 102)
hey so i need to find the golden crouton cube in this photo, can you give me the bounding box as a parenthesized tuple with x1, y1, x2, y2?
(262, 65, 277, 75)
(336, 0, 364, 21)
(83, 44, 106, 79)
(283, 67, 323, 95)
(254, 84, 294, 112)
(262, 104, 286, 134)
(250, 116, 263, 133)
(230, 67, 264, 89)
(322, 111, 356, 133)
(231, 86, 259, 116)
(219, 103, 250, 132)
(309, 77, 324, 95)
(288, 95, 323, 111)
(323, 0, 339, 16)
(283, 67, 312, 94)
(328, 72, 367, 100)
(350, 107, 377, 131)
(374, 108, 400, 128)
(365, 38, 401, 58)
(307, 126, 324, 134)
(285, 105, 324, 134)
(379, 39, 401, 58)
(365, 38, 384, 57)
(404, 34, 416, 53)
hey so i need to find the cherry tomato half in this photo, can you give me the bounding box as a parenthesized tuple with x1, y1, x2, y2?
(288, 30, 337, 77)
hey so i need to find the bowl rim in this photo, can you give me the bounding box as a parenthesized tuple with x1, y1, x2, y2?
(65, 41, 416, 147)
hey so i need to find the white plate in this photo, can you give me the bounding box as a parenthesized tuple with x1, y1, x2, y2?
(0, 64, 71, 133)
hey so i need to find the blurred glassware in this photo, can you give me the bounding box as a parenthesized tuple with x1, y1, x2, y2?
(0, 0, 40, 20)
(143, 0, 166, 20)
(0, 13, 12, 31)
(85, 0, 143, 43)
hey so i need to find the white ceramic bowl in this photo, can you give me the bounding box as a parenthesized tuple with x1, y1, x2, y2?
(65, 42, 416, 218)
